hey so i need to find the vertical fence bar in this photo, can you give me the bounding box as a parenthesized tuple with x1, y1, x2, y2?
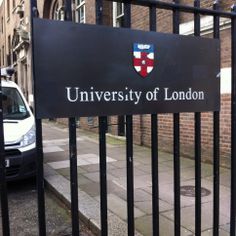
(65, 0, 72, 21)
(123, 3, 134, 235)
(99, 123, 108, 235)
(0, 71, 10, 236)
(126, 115, 134, 236)
(68, 118, 79, 236)
(231, 5, 236, 236)
(30, 0, 46, 235)
(95, 1, 108, 235)
(213, 1, 220, 236)
(149, 6, 159, 236)
(194, 1, 201, 235)
(151, 113, 159, 236)
(35, 120, 46, 236)
(99, 116, 108, 236)
(172, 1, 181, 236)
(64, 1, 80, 235)
(96, 0, 103, 25)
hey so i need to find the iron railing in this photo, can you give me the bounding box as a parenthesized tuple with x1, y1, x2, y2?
(1, 0, 236, 236)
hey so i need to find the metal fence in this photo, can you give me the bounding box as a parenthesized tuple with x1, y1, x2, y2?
(1, 0, 236, 235)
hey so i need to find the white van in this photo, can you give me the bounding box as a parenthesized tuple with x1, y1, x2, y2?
(2, 80, 36, 181)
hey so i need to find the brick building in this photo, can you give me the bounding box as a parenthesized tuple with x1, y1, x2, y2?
(0, 0, 234, 166)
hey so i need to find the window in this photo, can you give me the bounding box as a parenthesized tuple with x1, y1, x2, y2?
(113, 2, 124, 27)
(52, 2, 59, 20)
(52, 2, 65, 21)
(2, 87, 30, 120)
(87, 117, 94, 126)
(75, 0, 85, 23)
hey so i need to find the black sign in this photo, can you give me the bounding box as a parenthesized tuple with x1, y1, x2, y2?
(32, 18, 220, 119)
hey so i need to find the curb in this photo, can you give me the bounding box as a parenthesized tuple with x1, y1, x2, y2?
(44, 164, 142, 236)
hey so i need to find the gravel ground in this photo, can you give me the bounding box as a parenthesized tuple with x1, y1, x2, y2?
(0, 178, 94, 236)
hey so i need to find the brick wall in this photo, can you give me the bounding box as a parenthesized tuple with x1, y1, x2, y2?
(117, 94, 231, 168)
(86, 0, 96, 24)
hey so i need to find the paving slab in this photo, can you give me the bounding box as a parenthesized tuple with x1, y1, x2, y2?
(201, 228, 229, 236)
(44, 151, 69, 163)
(158, 152, 174, 162)
(135, 215, 192, 236)
(205, 170, 231, 188)
(43, 137, 84, 146)
(80, 181, 100, 197)
(44, 146, 64, 153)
(221, 223, 231, 233)
(133, 189, 152, 202)
(95, 194, 145, 221)
(82, 171, 114, 183)
(57, 167, 87, 178)
(111, 160, 139, 168)
(161, 201, 229, 233)
(47, 154, 116, 169)
(134, 199, 173, 214)
(113, 175, 152, 189)
(162, 158, 195, 170)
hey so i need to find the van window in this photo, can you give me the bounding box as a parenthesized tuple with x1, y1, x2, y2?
(2, 87, 30, 120)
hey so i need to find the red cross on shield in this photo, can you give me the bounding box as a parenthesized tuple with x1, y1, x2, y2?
(133, 43, 154, 78)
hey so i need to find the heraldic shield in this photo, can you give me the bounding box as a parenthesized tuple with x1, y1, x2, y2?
(133, 43, 154, 78)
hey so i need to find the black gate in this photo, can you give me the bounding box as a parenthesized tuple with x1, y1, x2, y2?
(1, 0, 236, 235)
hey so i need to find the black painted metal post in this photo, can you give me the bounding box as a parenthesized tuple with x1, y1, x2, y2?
(30, 0, 46, 235)
(149, 6, 159, 236)
(69, 117, 80, 236)
(231, 5, 236, 236)
(213, 1, 220, 236)
(126, 115, 134, 236)
(194, 1, 201, 235)
(35, 119, 46, 236)
(123, 3, 134, 235)
(99, 116, 108, 236)
(65, 0, 72, 21)
(64, 1, 80, 235)
(172, 1, 181, 235)
(0, 70, 10, 236)
(95, 0, 108, 235)
(151, 113, 159, 236)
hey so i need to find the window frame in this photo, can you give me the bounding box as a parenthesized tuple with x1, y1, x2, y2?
(75, 0, 86, 24)
(113, 2, 124, 27)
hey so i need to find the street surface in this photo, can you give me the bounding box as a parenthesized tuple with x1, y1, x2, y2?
(0, 177, 94, 235)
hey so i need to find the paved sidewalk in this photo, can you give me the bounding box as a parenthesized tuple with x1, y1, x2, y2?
(42, 121, 231, 236)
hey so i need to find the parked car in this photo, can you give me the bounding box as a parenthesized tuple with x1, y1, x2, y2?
(2, 80, 36, 181)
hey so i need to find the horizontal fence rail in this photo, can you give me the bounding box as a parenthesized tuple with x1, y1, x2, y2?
(109, 0, 236, 18)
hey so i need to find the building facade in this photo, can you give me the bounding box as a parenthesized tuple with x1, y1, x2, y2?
(0, 0, 234, 166)
(0, 0, 32, 103)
